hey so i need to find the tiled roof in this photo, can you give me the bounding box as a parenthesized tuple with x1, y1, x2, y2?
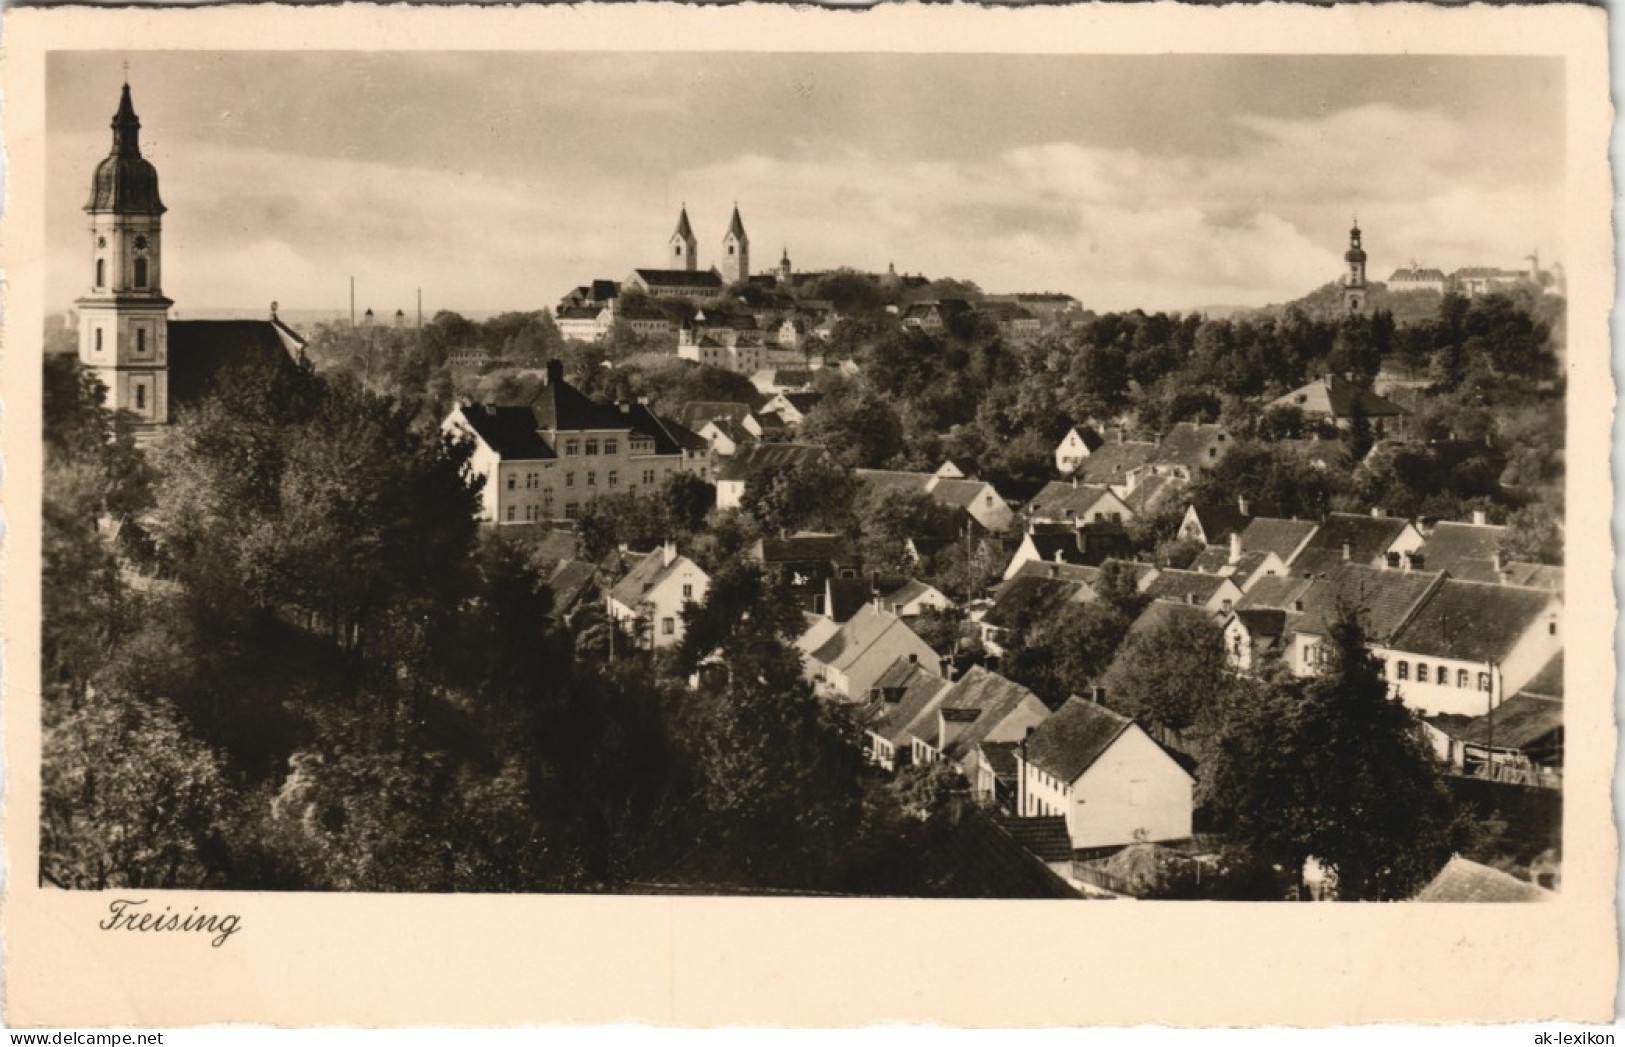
(876, 577, 936, 610)
(1144, 569, 1232, 606)
(930, 478, 998, 510)
(167, 320, 301, 408)
(547, 559, 600, 615)
(630, 268, 724, 290)
(1270, 373, 1405, 419)
(608, 550, 692, 609)
(983, 573, 1087, 629)
(1389, 267, 1448, 282)
(1028, 481, 1117, 520)
(1418, 521, 1509, 576)
(1068, 441, 1158, 486)
(1414, 856, 1550, 902)
(1437, 693, 1562, 751)
(1292, 564, 1444, 643)
(998, 815, 1073, 863)
(1153, 423, 1231, 473)
(824, 578, 872, 623)
(1008, 560, 1103, 587)
(976, 740, 1021, 779)
(1236, 573, 1315, 612)
(1239, 517, 1320, 563)
(456, 403, 556, 460)
(528, 371, 639, 433)
(1187, 500, 1251, 542)
(1390, 579, 1555, 664)
(810, 605, 929, 676)
(1124, 473, 1182, 515)
(857, 469, 934, 500)
(934, 667, 1046, 761)
(1065, 425, 1106, 452)
(623, 404, 707, 455)
(1234, 607, 1288, 639)
(753, 531, 858, 567)
(864, 657, 953, 744)
(1021, 697, 1133, 783)
(715, 442, 831, 483)
(1291, 513, 1414, 575)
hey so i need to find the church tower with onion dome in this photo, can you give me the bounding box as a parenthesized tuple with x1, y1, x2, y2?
(77, 82, 172, 425)
(1342, 219, 1368, 314)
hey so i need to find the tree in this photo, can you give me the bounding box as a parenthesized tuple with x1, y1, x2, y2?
(1202, 610, 1459, 900)
(1501, 502, 1563, 565)
(1100, 604, 1229, 748)
(800, 389, 904, 469)
(1002, 602, 1132, 707)
(740, 454, 857, 537)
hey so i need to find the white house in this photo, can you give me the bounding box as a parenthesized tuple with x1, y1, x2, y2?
(714, 442, 833, 511)
(1026, 481, 1134, 527)
(1016, 696, 1194, 851)
(605, 543, 710, 649)
(801, 605, 939, 702)
(1054, 425, 1105, 475)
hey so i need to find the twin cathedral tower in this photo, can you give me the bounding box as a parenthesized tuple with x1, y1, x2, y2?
(667, 202, 791, 285)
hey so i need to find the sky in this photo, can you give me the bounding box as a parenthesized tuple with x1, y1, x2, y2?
(47, 51, 1565, 316)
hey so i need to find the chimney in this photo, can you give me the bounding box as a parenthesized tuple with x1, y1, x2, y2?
(1293, 598, 1305, 612)
(1472, 510, 1488, 527)
(270, 300, 279, 320)
(1408, 551, 1425, 571)
(1186, 592, 1198, 605)
(1237, 496, 1250, 517)
(907, 652, 918, 665)
(1492, 548, 1507, 573)
(1229, 531, 1243, 566)
(1091, 685, 1107, 704)
(662, 541, 677, 567)
(545, 359, 564, 386)
(1341, 541, 1351, 562)
(1370, 506, 1385, 518)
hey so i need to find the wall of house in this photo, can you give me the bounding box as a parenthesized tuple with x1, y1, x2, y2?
(1069, 727, 1193, 849)
(716, 478, 746, 510)
(647, 562, 709, 648)
(1222, 617, 1255, 673)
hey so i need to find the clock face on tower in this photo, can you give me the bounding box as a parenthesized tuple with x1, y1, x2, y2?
(96, 236, 107, 248)
(134, 234, 150, 251)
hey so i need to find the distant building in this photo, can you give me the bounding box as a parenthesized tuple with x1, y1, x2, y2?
(1387, 265, 1448, 295)
(442, 360, 692, 524)
(606, 543, 710, 649)
(1342, 220, 1368, 314)
(1269, 373, 1407, 435)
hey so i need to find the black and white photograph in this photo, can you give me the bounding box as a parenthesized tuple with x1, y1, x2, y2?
(7, 1, 1615, 1028)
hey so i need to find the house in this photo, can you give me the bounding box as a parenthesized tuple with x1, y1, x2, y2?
(977, 301, 1042, 340)
(1235, 515, 1320, 566)
(802, 605, 939, 702)
(861, 656, 954, 771)
(696, 417, 750, 457)
(907, 667, 1051, 773)
(545, 558, 602, 622)
(964, 741, 1023, 811)
(761, 390, 824, 426)
(1415, 514, 1518, 581)
(746, 531, 861, 613)
(676, 400, 756, 434)
(1026, 480, 1134, 527)
(1122, 473, 1185, 517)
(1425, 650, 1563, 784)
(997, 815, 1074, 873)
(1067, 439, 1159, 493)
(1451, 267, 1528, 298)
(1143, 569, 1243, 617)
(1001, 523, 1132, 581)
(623, 267, 725, 301)
(1015, 696, 1194, 850)
(1187, 533, 1289, 592)
(1178, 498, 1255, 546)
(1235, 572, 1315, 614)
(1286, 563, 1445, 678)
(1221, 608, 1290, 673)
(1383, 579, 1561, 716)
(714, 442, 834, 510)
(441, 360, 690, 525)
(1387, 266, 1448, 295)
(900, 299, 972, 333)
(1287, 511, 1424, 577)
(979, 562, 1102, 657)
(605, 543, 710, 649)
(1270, 373, 1406, 434)
(1413, 856, 1551, 902)
(855, 469, 1015, 535)
(872, 577, 953, 619)
(1146, 422, 1233, 482)
(750, 368, 819, 395)
(557, 279, 621, 312)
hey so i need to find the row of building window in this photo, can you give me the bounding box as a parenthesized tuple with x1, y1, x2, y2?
(509, 467, 666, 491)
(1393, 661, 1492, 690)
(92, 328, 153, 354)
(94, 257, 150, 289)
(561, 438, 619, 457)
(507, 501, 582, 522)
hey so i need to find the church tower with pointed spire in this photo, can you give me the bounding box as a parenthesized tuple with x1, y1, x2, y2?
(1342, 218, 1368, 314)
(670, 205, 698, 272)
(77, 82, 172, 425)
(721, 204, 749, 285)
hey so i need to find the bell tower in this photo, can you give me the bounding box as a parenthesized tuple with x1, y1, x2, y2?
(670, 204, 698, 272)
(721, 203, 750, 285)
(76, 83, 172, 425)
(1342, 218, 1368, 314)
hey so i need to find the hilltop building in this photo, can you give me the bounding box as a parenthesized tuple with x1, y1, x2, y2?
(1342, 219, 1368, 314)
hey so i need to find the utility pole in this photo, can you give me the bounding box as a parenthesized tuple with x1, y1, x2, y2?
(417, 287, 423, 330)
(350, 276, 356, 327)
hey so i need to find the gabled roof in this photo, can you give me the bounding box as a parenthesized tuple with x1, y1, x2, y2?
(1237, 572, 1315, 612)
(528, 371, 640, 433)
(983, 573, 1088, 630)
(809, 605, 930, 676)
(1232, 607, 1289, 640)
(677, 401, 755, 430)
(1414, 856, 1550, 902)
(630, 268, 725, 290)
(1437, 693, 1562, 751)
(824, 578, 872, 623)
(1417, 521, 1509, 576)
(876, 577, 937, 610)
(623, 404, 707, 454)
(864, 656, 953, 745)
(1389, 267, 1448, 282)
(1189, 544, 1267, 577)
(928, 477, 999, 511)
(1239, 517, 1320, 563)
(1021, 697, 1134, 784)
(1069, 440, 1159, 486)
(715, 442, 831, 483)
(1270, 373, 1405, 419)
(1123, 473, 1182, 515)
(1291, 513, 1415, 576)
(1144, 569, 1234, 607)
(1063, 425, 1106, 452)
(857, 468, 934, 500)
(1292, 564, 1444, 643)
(1023, 531, 1089, 567)
(1008, 560, 1103, 587)
(1186, 500, 1251, 542)
(1389, 579, 1555, 664)
(933, 667, 1046, 761)
(998, 815, 1073, 863)
(1499, 562, 1564, 592)
(775, 391, 823, 414)
(753, 531, 859, 567)
(608, 549, 699, 609)
(1028, 481, 1117, 520)
(455, 403, 556, 460)
(975, 740, 1022, 779)
(547, 559, 601, 615)
(1154, 423, 1231, 473)
(167, 320, 302, 408)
